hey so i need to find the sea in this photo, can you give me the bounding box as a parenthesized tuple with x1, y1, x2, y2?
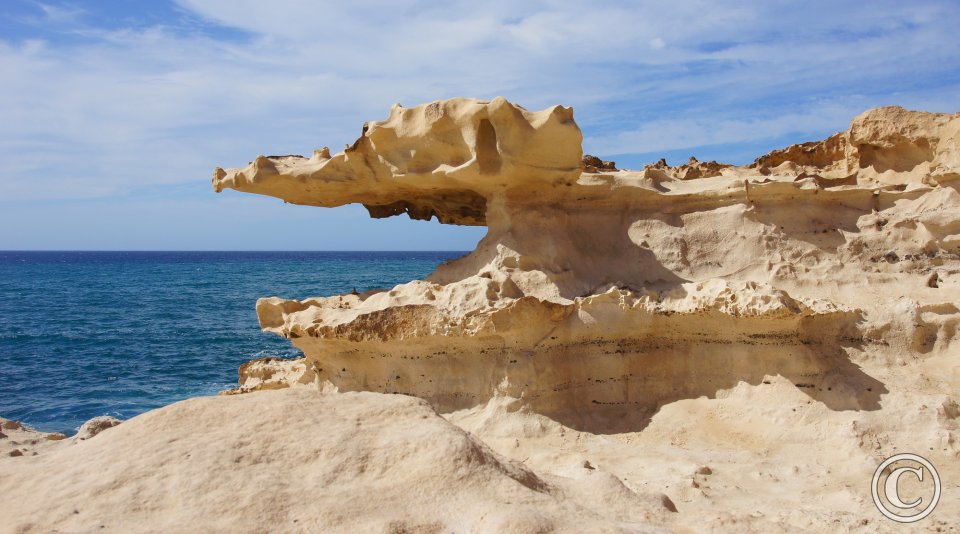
(0, 251, 465, 435)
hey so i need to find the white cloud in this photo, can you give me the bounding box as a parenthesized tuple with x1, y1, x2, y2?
(585, 103, 864, 155)
(35, 2, 84, 23)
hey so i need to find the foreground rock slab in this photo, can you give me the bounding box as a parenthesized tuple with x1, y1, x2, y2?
(0, 389, 674, 533)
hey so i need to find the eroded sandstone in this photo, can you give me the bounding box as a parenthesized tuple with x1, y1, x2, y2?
(214, 99, 960, 436)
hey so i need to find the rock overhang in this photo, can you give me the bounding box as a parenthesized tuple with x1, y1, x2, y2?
(213, 97, 584, 226)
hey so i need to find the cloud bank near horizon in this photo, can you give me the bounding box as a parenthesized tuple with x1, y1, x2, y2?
(1, 0, 958, 248)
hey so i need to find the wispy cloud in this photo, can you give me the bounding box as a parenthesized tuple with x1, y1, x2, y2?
(586, 103, 864, 155)
(34, 2, 84, 23)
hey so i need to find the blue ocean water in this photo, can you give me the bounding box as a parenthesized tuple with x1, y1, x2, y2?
(0, 251, 465, 435)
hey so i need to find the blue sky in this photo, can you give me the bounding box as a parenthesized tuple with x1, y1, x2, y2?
(1, 0, 958, 250)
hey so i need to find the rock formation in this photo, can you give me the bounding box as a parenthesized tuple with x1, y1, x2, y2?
(212, 99, 958, 530)
(213, 97, 583, 226)
(213, 99, 959, 434)
(0, 417, 67, 458)
(73, 416, 122, 441)
(3, 99, 958, 532)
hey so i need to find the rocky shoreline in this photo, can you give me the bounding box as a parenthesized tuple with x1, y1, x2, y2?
(2, 99, 957, 532)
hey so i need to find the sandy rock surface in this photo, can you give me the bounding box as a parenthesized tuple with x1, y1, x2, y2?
(0, 417, 68, 459)
(0, 389, 675, 533)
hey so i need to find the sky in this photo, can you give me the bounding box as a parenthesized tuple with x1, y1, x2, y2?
(0, 0, 958, 250)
